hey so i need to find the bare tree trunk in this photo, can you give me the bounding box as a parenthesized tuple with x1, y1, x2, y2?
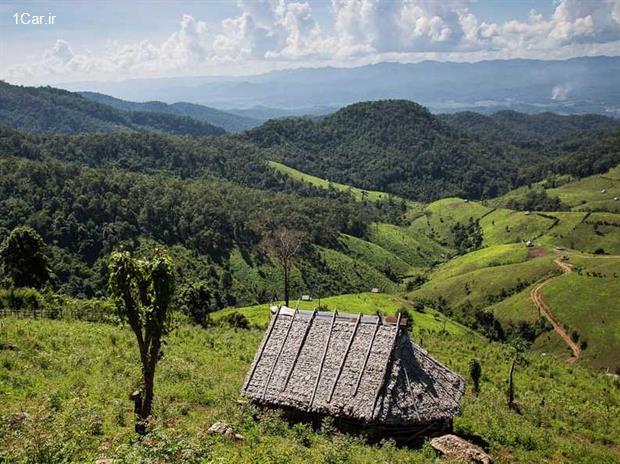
(508, 358, 516, 410)
(283, 263, 290, 307)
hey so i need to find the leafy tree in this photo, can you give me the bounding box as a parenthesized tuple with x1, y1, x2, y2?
(260, 229, 305, 306)
(108, 248, 175, 434)
(0, 226, 50, 289)
(178, 281, 219, 327)
(469, 359, 482, 395)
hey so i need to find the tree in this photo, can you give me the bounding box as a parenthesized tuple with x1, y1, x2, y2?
(260, 228, 305, 307)
(469, 359, 482, 396)
(0, 226, 50, 289)
(507, 338, 527, 411)
(108, 248, 175, 434)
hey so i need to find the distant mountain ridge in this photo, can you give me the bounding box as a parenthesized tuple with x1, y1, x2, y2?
(59, 56, 620, 117)
(439, 110, 620, 146)
(0, 82, 225, 135)
(80, 92, 261, 133)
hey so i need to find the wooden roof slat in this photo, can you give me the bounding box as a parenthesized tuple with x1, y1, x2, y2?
(282, 308, 318, 390)
(327, 313, 362, 403)
(243, 306, 281, 392)
(370, 312, 402, 420)
(307, 310, 338, 410)
(353, 315, 382, 397)
(261, 308, 297, 400)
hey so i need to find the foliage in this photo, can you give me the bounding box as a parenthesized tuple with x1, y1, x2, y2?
(469, 358, 482, 395)
(108, 248, 176, 432)
(0, 226, 50, 289)
(451, 218, 484, 254)
(505, 189, 569, 212)
(0, 81, 225, 135)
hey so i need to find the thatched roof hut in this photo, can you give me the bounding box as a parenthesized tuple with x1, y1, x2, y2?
(241, 306, 465, 439)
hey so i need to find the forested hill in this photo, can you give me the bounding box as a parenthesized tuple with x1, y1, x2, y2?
(80, 91, 261, 133)
(0, 81, 225, 135)
(246, 100, 620, 201)
(439, 110, 620, 146)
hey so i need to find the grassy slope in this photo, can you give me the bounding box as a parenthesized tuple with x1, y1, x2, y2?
(491, 164, 620, 213)
(410, 254, 557, 310)
(1, 316, 619, 463)
(429, 244, 529, 281)
(539, 253, 620, 370)
(214, 292, 469, 337)
(367, 223, 448, 270)
(336, 234, 414, 277)
(227, 245, 398, 304)
(269, 161, 422, 207)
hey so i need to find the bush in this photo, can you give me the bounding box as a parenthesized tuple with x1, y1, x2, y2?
(221, 312, 250, 330)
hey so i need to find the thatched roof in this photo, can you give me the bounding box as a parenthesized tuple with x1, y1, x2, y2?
(241, 306, 465, 425)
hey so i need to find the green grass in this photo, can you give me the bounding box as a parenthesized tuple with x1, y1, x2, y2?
(429, 244, 530, 281)
(367, 223, 448, 269)
(336, 234, 414, 277)
(1, 315, 619, 463)
(539, 254, 620, 370)
(548, 171, 620, 213)
(488, 284, 539, 325)
(490, 164, 620, 213)
(214, 292, 470, 337)
(410, 255, 557, 310)
(269, 161, 424, 211)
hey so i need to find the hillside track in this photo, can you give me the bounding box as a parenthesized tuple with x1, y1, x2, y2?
(530, 258, 581, 363)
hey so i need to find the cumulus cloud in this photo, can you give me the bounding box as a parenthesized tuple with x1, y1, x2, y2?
(3, 0, 620, 82)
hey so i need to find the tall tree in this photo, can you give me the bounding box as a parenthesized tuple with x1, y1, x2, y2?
(108, 248, 175, 434)
(260, 229, 305, 307)
(0, 226, 50, 289)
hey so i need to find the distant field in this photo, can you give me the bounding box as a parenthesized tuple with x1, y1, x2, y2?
(337, 233, 414, 277)
(367, 223, 448, 269)
(269, 161, 424, 211)
(410, 254, 557, 310)
(491, 164, 620, 213)
(429, 243, 530, 281)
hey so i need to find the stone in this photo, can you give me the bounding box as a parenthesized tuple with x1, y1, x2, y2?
(207, 420, 243, 440)
(430, 434, 492, 464)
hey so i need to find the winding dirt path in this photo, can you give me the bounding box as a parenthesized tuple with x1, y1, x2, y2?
(530, 258, 581, 363)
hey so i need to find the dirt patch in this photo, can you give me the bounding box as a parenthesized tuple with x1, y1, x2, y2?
(527, 246, 546, 258)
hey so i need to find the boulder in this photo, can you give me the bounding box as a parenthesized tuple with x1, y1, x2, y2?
(430, 434, 492, 464)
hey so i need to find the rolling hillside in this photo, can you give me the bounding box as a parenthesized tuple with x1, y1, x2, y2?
(80, 92, 261, 133)
(247, 100, 620, 202)
(0, 82, 225, 135)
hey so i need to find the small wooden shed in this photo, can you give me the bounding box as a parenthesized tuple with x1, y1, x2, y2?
(241, 307, 465, 440)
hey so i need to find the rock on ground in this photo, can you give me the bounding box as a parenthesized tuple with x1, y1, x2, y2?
(207, 421, 244, 441)
(430, 434, 492, 464)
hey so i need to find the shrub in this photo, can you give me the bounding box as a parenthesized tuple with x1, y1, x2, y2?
(221, 312, 250, 330)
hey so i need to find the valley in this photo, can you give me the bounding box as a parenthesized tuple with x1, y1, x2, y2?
(0, 83, 619, 463)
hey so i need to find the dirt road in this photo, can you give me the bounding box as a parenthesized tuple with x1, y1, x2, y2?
(530, 259, 581, 363)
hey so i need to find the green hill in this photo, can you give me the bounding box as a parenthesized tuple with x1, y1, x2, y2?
(80, 92, 261, 133)
(0, 82, 225, 135)
(440, 110, 619, 146)
(247, 100, 620, 202)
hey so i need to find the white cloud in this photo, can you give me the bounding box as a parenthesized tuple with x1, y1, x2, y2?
(3, 0, 620, 83)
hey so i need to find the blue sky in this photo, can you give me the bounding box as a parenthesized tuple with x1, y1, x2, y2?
(2, 0, 619, 84)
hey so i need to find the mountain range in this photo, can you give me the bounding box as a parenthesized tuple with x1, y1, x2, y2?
(58, 56, 620, 117)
